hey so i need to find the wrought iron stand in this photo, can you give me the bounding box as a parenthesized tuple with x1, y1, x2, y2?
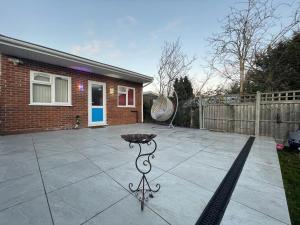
(121, 134, 160, 210)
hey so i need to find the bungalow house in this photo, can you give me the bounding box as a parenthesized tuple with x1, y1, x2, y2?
(0, 35, 153, 134)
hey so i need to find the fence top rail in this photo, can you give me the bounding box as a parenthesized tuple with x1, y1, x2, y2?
(201, 90, 300, 105)
(261, 90, 300, 95)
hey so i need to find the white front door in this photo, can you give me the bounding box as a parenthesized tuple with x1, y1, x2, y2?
(88, 81, 106, 126)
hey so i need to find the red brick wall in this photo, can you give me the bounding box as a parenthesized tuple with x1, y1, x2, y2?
(0, 54, 143, 134)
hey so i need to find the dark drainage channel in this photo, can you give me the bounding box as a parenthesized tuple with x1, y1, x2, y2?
(195, 136, 255, 225)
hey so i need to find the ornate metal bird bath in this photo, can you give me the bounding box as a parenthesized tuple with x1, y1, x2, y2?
(121, 134, 160, 210)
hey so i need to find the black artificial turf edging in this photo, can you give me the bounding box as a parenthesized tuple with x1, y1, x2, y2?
(195, 136, 255, 225)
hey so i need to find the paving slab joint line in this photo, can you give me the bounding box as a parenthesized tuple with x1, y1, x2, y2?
(78, 151, 172, 225)
(166, 170, 214, 194)
(31, 137, 55, 225)
(0, 171, 39, 186)
(151, 148, 206, 183)
(47, 171, 104, 194)
(240, 172, 285, 190)
(80, 194, 131, 225)
(0, 193, 46, 213)
(195, 136, 255, 225)
(230, 199, 290, 225)
(36, 149, 76, 160)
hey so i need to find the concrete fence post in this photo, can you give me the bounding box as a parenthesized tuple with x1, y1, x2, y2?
(199, 96, 204, 129)
(255, 91, 261, 136)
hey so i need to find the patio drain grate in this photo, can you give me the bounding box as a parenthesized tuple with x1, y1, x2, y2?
(195, 136, 255, 225)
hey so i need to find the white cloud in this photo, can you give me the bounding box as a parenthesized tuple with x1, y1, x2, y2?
(165, 18, 183, 32)
(86, 28, 95, 37)
(149, 18, 183, 40)
(107, 49, 123, 60)
(116, 15, 138, 26)
(84, 21, 97, 37)
(70, 40, 123, 61)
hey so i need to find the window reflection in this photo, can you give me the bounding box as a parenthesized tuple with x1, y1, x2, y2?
(92, 85, 103, 106)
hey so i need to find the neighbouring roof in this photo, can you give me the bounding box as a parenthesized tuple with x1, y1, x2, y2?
(143, 91, 158, 96)
(0, 34, 153, 84)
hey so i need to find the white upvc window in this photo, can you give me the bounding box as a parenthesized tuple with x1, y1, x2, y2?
(118, 86, 135, 107)
(30, 71, 72, 106)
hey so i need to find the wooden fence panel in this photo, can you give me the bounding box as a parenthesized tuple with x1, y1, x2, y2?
(259, 102, 300, 141)
(201, 90, 300, 142)
(203, 103, 256, 135)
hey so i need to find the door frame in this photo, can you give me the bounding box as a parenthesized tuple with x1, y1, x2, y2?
(88, 80, 107, 126)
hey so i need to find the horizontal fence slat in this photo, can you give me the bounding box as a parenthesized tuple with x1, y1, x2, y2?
(201, 91, 300, 142)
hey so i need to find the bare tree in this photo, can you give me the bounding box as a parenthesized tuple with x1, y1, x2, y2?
(156, 38, 195, 96)
(192, 57, 218, 96)
(209, 0, 300, 94)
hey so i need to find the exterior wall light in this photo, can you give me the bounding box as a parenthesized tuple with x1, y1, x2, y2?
(8, 57, 23, 65)
(78, 84, 84, 92)
(110, 87, 114, 95)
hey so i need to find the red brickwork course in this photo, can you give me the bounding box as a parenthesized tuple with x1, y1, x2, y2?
(0, 54, 142, 134)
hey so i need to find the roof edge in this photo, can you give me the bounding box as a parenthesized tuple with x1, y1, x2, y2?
(0, 34, 153, 83)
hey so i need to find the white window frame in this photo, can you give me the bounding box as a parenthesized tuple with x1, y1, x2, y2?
(117, 85, 135, 107)
(30, 71, 72, 106)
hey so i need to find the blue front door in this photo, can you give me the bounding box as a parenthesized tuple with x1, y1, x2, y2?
(88, 81, 106, 126)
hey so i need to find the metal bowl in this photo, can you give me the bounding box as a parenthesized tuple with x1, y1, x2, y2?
(121, 134, 156, 144)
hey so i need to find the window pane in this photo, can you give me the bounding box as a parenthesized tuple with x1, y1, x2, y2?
(118, 93, 126, 106)
(128, 89, 134, 105)
(34, 73, 50, 82)
(33, 84, 51, 103)
(55, 77, 68, 102)
(92, 85, 103, 106)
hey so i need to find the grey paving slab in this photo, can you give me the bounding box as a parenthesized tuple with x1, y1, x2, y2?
(0, 173, 44, 211)
(147, 173, 213, 225)
(34, 142, 75, 158)
(38, 151, 86, 171)
(203, 145, 241, 158)
(42, 159, 102, 192)
(106, 162, 165, 191)
(32, 135, 68, 145)
(0, 134, 33, 146)
(169, 156, 227, 192)
(0, 124, 290, 225)
(0, 196, 52, 225)
(88, 150, 133, 171)
(48, 173, 128, 225)
(242, 160, 284, 188)
(102, 140, 134, 152)
(151, 148, 191, 171)
(85, 195, 169, 225)
(0, 147, 36, 161)
(247, 142, 281, 168)
(231, 175, 290, 224)
(0, 156, 39, 182)
(69, 138, 103, 150)
(227, 137, 291, 225)
(221, 200, 287, 225)
(78, 144, 121, 158)
(163, 142, 204, 157)
(149, 136, 182, 150)
(192, 150, 235, 171)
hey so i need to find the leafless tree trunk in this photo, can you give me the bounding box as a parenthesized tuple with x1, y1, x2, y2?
(209, 0, 299, 94)
(156, 38, 195, 97)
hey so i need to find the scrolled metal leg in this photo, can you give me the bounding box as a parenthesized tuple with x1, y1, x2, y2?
(128, 139, 160, 211)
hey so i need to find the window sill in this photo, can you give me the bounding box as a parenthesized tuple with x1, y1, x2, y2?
(117, 105, 136, 108)
(29, 103, 73, 107)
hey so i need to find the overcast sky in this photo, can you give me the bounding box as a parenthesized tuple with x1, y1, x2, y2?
(0, 0, 297, 91)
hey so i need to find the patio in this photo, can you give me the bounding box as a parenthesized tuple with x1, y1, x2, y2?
(0, 124, 290, 225)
